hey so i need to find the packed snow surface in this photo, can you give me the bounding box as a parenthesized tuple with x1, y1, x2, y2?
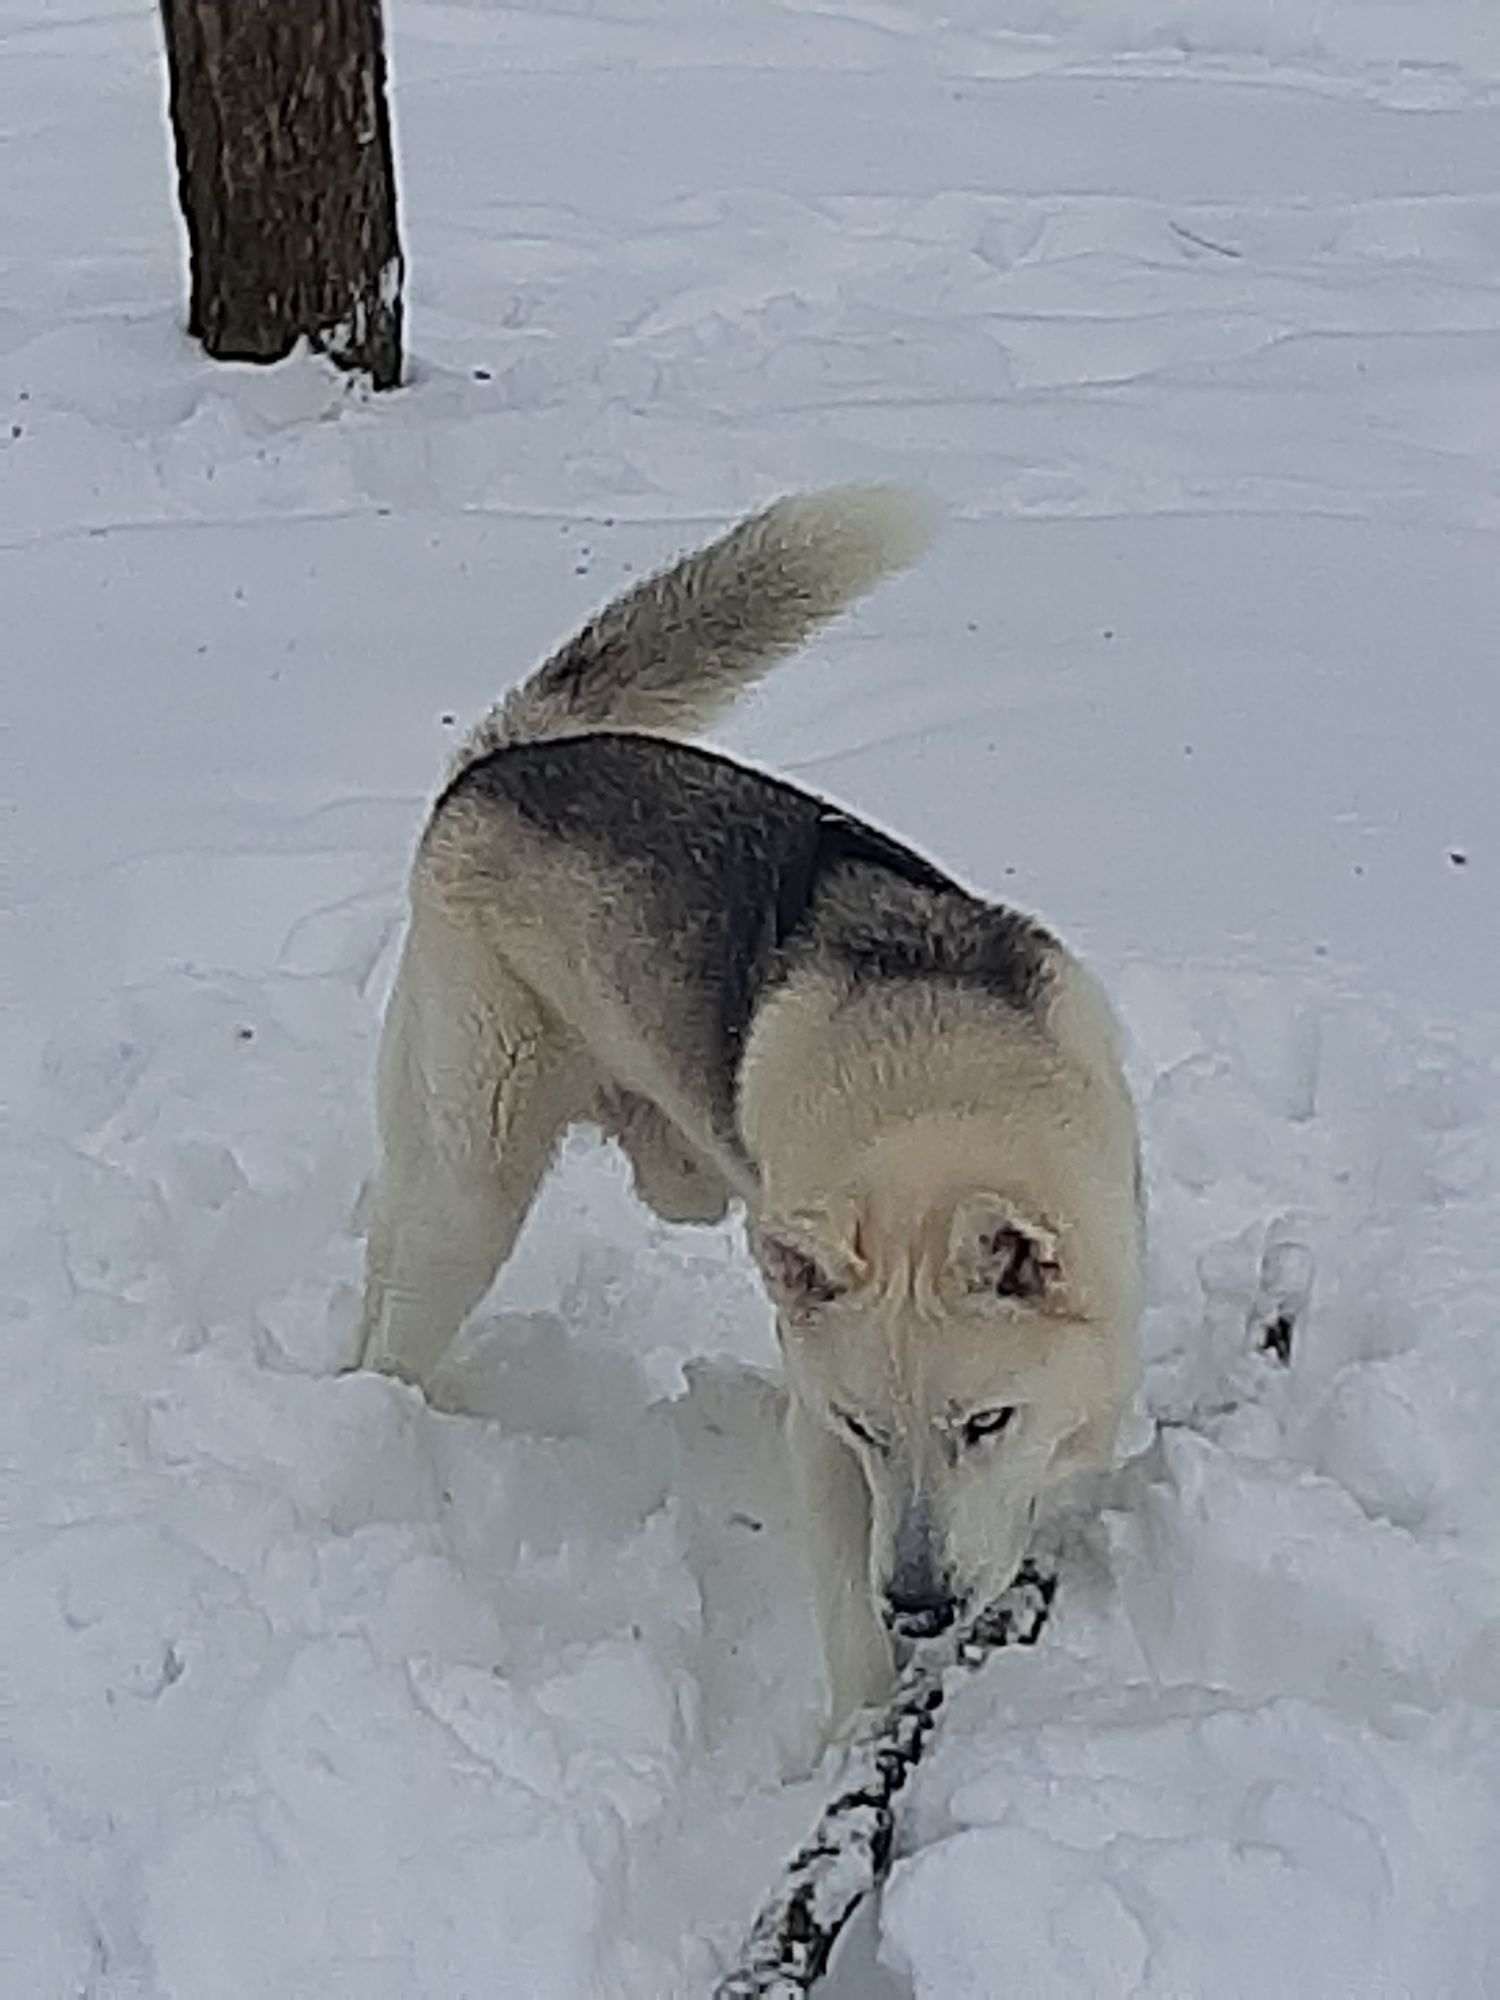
(5, 2, 1500, 1995)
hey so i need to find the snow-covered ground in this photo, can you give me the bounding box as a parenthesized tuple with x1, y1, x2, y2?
(6, 1, 1500, 1993)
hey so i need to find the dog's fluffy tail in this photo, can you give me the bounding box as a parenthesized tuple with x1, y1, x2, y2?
(448, 485, 931, 780)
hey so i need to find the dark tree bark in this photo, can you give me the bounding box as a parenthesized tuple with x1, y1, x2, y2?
(159, 0, 404, 389)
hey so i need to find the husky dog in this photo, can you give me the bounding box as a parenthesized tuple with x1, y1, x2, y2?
(358, 488, 1144, 1728)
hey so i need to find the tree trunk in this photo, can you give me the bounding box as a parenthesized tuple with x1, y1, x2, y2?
(159, 0, 404, 389)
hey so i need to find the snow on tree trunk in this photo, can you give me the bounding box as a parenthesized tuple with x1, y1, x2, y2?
(158, 0, 404, 389)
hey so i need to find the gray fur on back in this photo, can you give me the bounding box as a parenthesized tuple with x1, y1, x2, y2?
(441, 733, 1055, 1143)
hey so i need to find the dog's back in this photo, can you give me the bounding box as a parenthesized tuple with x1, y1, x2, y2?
(427, 725, 1061, 1171)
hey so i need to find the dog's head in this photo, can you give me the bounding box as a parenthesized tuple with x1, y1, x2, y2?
(756, 1114, 1143, 1645)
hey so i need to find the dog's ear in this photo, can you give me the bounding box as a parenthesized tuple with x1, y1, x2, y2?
(754, 1216, 857, 1315)
(949, 1198, 1064, 1310)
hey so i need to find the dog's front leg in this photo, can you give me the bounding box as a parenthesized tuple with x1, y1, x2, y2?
(785, 1397, 894, 1740)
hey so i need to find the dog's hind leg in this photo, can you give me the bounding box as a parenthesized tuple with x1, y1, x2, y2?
(356, 897, 582, 1391)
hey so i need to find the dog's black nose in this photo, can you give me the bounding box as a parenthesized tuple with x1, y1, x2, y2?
(882, 1585, 961, 1640)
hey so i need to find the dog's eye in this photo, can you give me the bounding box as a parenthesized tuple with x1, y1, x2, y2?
(961, 1405, 1017, 1448)
(835, 1407, 890, 1455)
